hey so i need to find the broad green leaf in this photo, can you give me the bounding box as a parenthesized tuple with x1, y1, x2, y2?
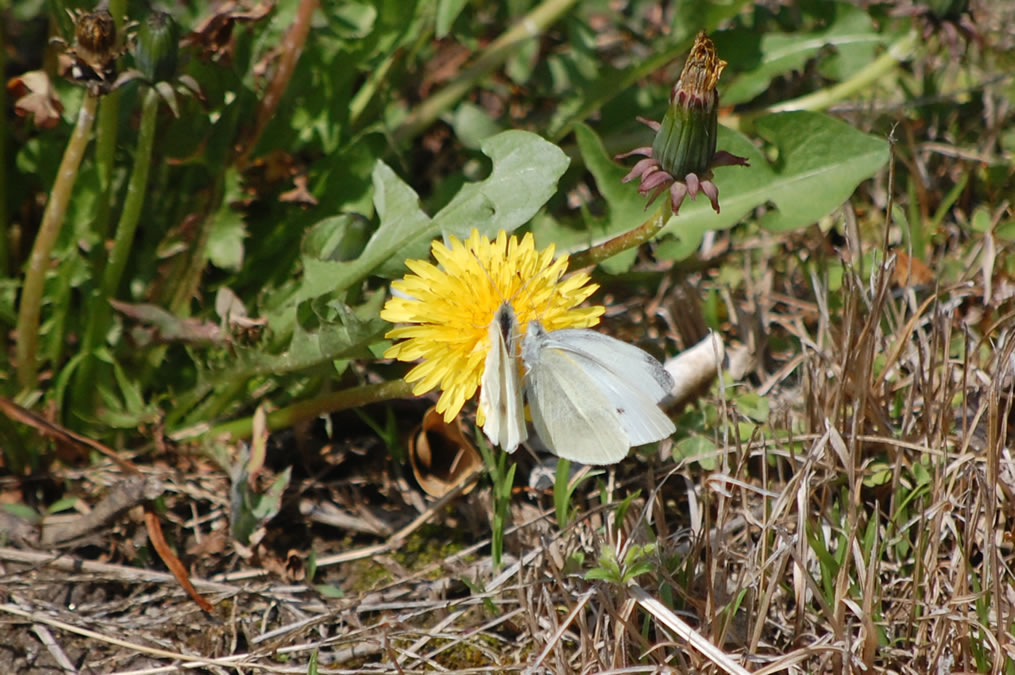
(735, 392, 770, 422)
(298, 130, 568, 296)
(399, 130, 571, 272)
(207, 174, 248, 271)
(657, 111, 888, 260)
(451, 102, 504, 150)
(236, 294, 388, 378)
(673, 435, 717, 470)
(294, 159, 430, 303)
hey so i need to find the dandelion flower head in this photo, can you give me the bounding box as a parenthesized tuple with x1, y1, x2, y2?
(381, 229, 603, 423)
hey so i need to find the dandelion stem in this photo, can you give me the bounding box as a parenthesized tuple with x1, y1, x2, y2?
(102, 87, 160, 304)
(0, 25, 8, 361)
(15, 91, 99, 391)
(177, 379, 414, 442)
(568, 200, 672, 270)
(72, 86, 161, 411)
(91, 0, 126, 253)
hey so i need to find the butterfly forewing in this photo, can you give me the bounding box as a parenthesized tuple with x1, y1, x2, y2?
(544, 328, 675, 402)
(479, 302, 527, 452)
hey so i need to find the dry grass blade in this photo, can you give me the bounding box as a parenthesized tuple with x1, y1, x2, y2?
(629, 585, 749, 674)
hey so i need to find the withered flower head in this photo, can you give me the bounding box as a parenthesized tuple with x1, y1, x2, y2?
(70, 9, 119, 84)
(616, 31, 749, 215)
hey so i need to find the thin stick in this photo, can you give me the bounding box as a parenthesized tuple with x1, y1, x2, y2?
(0, 547, 238, 594)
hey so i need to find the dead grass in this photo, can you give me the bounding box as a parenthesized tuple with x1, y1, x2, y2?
(3, 216, 1014, 673)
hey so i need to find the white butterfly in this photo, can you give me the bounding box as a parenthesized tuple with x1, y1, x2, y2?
(480, 303, 676, 465)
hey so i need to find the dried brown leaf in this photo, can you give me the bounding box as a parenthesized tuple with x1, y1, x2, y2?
(8, 71, 64, 129)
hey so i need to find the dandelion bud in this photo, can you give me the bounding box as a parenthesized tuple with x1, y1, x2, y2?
(135, 12, 180, 83)
(616, 31, 748, 215)
(652, 32, 725, 181)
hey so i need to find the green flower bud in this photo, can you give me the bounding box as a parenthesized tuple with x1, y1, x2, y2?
(651, 34, 724, 180)
(616, 32, 748, 215)
(135, 11, 180, 83)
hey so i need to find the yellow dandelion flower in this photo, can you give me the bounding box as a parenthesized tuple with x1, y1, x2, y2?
(380, 229, 603, 422)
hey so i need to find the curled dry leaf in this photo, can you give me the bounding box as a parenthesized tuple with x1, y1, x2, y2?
(8, 71, 64, 129)
(891, 249, 934, 288)
(409, 407, 482, 498)
(183, 0, 274, 63)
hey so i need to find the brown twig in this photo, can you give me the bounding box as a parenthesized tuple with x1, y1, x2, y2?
(41, 476, 162, 545)
(0, 396, 139, 474)
(233, 0, 317, 168)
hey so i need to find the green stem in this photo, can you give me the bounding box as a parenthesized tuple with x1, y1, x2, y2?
(392, 0, 580, 145)
(92, 91, 121, 259)
(15, 91, 99, 391)
(0, 19, 8, 363)
(174, 379, 414, 442)
(72, 87, 160, 409)
(102, 87, 160, 302)
(568, 200, 671, 270)
(91, 0, 126, 253)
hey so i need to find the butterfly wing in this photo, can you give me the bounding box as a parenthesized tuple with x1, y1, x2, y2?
(479, 303, 527, 452)
(532, 327, 675, 448)
(546, 329, 674, 402)
(523, 324, 631, 464)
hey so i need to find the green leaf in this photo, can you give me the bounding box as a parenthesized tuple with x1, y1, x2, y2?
(329, 1, 378, 38)
(436, 0, 468, 38)
(207, 207, 247, 271)
(673, 435, 717, 470)
(657, 111, 889, 260)
(314, 583, 346, 598)
(389, 129, 571, 275)
(735, 392, 770, 422)
(298, 130, 568, 297)
(717, 4, 883, 107)
(532, 123, 640, 272)
(239, 296, 388, 378)
(230, 458, 292, 545)
(450, 102, 504, 150)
